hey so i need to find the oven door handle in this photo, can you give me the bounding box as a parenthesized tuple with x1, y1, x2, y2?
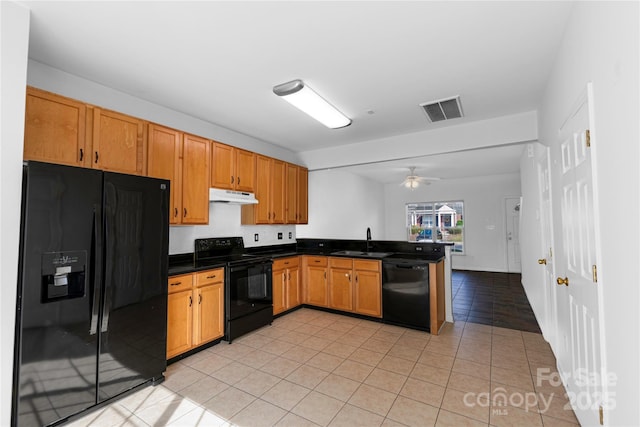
(228, 260, 273, 271)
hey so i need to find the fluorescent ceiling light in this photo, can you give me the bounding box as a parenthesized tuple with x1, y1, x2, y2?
(273, 80, 351, 129)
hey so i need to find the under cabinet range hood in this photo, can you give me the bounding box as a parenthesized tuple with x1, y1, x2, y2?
(209, 188, 258, 204)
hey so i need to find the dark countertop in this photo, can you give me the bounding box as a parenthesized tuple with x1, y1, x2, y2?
(169, 239, 447, 276)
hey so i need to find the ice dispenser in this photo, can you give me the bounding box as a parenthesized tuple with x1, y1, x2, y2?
(41, 251, 87, 302)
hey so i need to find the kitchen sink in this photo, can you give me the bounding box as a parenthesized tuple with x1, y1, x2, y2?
(330, 250, 393, 258)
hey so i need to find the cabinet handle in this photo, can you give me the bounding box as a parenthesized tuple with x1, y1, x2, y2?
(237, 176, 240, 185)
(284, 261, 289, 265)
(184, 208, 187, 217)
(268, 212, 271, 220)
(206, 275, 217, 279)
(324, 271, 326, 279)
(170, 281, 182, 286)
(79, 148, 84, 161)
(314, 260, 321, 263)
(356, 274, 358, 283)
(94, 151, 99, 164)
(174, 208, 178, 218)
(199, 294, 202, 304)
(189, 295, 193, 307)
(231, 176, 234, 184)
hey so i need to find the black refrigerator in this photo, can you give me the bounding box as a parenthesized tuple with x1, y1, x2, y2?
(13, 161, 169, 426)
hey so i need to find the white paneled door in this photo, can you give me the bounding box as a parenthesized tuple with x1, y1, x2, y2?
(505, 197, 521, 272)
(555, 84, 606, 426)
(537, 146, 557, 348)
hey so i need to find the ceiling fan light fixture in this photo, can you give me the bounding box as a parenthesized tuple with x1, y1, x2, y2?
(273, 79, 351, 129)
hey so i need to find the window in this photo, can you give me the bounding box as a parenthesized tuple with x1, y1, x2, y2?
(406, 201, 464, 253)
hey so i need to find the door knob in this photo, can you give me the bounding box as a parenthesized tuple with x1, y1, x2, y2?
(556, 277, 569, 286)
(538, 259, 547, 265)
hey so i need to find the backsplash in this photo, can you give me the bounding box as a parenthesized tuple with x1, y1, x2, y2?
(168, 203, 296, 254)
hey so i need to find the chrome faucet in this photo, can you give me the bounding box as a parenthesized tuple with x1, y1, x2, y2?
(366, 227, 372, 252)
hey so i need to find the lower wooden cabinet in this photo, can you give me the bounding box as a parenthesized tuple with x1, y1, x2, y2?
(302, 256, 328, 307)
(328, 258, 354, 311)
(272, 257, 300, 315)
(353, 260, 382, 318)
(166, 268, 224, 359)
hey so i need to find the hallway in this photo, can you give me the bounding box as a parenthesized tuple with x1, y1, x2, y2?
(452, 271, 541, 333)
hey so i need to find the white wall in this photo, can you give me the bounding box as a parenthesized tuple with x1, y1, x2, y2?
(296, 169, 386, 240)
(524, 2, 639, 425)
(169, 204, 295, 254)
(0, 3, 30, 424)
(384, 173, 522, 272)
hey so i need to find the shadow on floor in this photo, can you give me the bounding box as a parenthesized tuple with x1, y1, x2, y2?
(452, 270, 541, 333)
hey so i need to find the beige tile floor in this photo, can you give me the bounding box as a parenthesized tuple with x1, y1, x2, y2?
(68, 309, 580, 426)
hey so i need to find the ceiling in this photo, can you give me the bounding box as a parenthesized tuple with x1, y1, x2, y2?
(21, 1, 574, 182)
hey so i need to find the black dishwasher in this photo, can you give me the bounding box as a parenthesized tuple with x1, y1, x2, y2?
(382, 254, 431, 331)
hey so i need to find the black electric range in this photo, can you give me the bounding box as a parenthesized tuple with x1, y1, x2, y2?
(195, 237, 273, 343)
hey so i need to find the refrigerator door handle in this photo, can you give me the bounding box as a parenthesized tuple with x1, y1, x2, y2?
(89, 205, 102, 335)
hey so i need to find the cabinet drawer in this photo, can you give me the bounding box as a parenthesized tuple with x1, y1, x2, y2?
(330, 257, 353, 269)
(195, 268, 224, 287)
(274, 256, 299, 270)
(168, 274, 193, 294)
(354, 259, 380, 272)
(305, 256, 327, 267)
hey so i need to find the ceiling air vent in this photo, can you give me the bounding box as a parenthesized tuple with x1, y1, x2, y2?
(420, 96, 463, 122)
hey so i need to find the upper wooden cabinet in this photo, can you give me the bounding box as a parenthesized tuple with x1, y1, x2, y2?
(297, 167, 309, 224)
(285, 163, 298, 224)
(148, 124, 210, 225)
(23, 87, 87, 167)
(211, 142, 256, 192)
(285, 164, 309, 224)
(241, 155, 286, 224)
(91, 108, 146, 175)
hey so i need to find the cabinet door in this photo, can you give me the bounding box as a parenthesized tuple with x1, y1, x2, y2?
(297, 167, 309, 224)
(92, 108, 145, 175)
(254, 155, 272, 223)
(211, 142, 235, 190)
(235, 149, 256, 192)
(148, 124, 182, 224)
(182, 134, 210, 224)
(329, 268, 353, 311)
(272, 268, 286, 315)
(166, 289, 193, 358)
(285, 164, 298, 224)
(354, 269, 382, 317)
(195, 283, 224, 345)
(306, 266, 328, 307)
(270, 159, 286, 224)
(24, 87, 87, 167)
(287, 266, 301, 309)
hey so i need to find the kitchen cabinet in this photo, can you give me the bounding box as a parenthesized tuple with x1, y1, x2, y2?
(285, 163, 298, 224)
(23, 87, 147, 174)
(147, 124, 210, 225)
(166, 268, 224, 359)
(303, 256, 328, 307)
(91, 108, 146, 175)
(285, 164, 309, 224)
(241, 155, 286, 224)
(297, 167, 309, 224)
(326, 257, 382, 317)
(329, 258, 354, 311)
(166, 274, 194, 358)
(272, 257, 300, 315)
(23, 87, 88, 167)
(353, 260, 382, 317)
(211, 142, 256, 192)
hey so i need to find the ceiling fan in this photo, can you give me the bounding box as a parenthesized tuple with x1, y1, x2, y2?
(401, 167, 440, 189)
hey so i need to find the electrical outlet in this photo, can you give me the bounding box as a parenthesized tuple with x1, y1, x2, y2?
(254, 233, 259, 242)
(288, 232, 292, 239)
(277, 232, 283, 240)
